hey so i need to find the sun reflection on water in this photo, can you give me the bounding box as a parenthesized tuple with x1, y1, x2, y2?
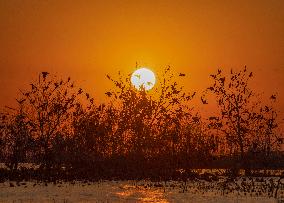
(115, 184, 169, 203)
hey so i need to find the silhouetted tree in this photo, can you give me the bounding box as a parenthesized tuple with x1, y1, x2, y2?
(204, 67, 281, 169)
(19, 72, 80, 169)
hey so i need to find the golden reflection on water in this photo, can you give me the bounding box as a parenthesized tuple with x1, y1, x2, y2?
(115, 184, 169, 203)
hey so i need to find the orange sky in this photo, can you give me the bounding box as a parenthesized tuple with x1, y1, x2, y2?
(0, 0, 284, 119)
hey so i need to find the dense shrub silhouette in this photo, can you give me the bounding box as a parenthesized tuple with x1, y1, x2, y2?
(0, 104, 33, 170)
(0, 67, 282, 180)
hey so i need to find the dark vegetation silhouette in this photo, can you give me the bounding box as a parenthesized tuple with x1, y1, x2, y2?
(0, 66, 283, 182)
(203, 67, 283, 174)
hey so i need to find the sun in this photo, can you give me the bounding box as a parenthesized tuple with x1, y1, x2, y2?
(131, 68, 156, 90)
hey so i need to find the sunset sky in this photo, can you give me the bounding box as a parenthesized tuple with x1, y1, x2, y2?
(0, 0, 284, 115)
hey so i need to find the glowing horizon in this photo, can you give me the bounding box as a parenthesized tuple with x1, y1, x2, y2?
(0, 0, 283, 114)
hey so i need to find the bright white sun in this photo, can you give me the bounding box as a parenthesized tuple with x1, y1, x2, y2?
(131, 68, 156, 90)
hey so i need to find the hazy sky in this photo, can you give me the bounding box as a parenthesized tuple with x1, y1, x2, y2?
(0, 0, 284, 114)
